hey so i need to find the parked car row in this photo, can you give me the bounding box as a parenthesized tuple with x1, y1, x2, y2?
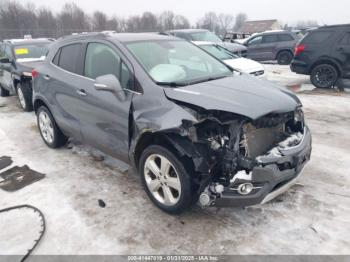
(0, 32, 312, 214)
(0, 38, 54, 111)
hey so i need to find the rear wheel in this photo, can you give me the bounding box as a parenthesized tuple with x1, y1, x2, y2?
(139, 145, 194, 214)
(17, 82, 33, 112)
(0, 85, 9, 97)
(37, 106, 67, 148)
(310, 64, 338, 88)
(277, 51, 293, 65)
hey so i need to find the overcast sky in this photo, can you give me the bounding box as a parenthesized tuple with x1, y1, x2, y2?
(25, 0, 350, 25)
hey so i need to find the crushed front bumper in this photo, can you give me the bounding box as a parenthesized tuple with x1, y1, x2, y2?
(214, 126, 312, 207)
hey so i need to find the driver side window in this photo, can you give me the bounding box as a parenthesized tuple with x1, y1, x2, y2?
(84, 42, 132, 89)
(248, 36, 263, 46)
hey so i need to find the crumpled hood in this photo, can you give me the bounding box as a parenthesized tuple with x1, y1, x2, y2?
(16, 60, 44, 72)
(164, 74, 301, 120)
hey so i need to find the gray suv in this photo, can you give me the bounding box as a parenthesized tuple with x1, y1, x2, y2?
(32, 33, 311, 214)
(243, 31, 299, 64)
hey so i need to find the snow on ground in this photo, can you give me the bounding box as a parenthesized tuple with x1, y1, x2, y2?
(0, 65, 349, 255)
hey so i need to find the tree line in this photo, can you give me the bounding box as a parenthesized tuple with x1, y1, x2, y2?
(0, 0, 249, 40)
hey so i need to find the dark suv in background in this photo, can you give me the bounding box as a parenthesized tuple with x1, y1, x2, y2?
(0, 38, 53, 111)
(291, 24, 350, 88)
(243, 31, 299, 65)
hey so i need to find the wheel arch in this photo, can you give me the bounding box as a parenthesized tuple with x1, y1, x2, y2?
(275, 49, 293, 60)
(309, 58, 342, 77)
(132, 131, 196, 176)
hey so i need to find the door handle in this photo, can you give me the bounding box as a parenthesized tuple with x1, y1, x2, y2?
(43, 74, 50, 80)
(76, 89, 87, 96)
(337, 47, 344, 51)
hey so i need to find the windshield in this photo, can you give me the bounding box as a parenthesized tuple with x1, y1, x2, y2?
(200, 44, 238, 61)
(189, 31, 222, 42)
(13, 44, 50, 62)
(126, 40, 232, 86)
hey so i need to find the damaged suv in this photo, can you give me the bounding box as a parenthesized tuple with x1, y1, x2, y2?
(32, 33, 312, 214)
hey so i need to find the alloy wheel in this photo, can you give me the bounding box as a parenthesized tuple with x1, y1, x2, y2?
(38, 111, 54, 144)
(314, 67, 337, 88)
(17, 87, 26, 109)
(144, 154, 181, 206)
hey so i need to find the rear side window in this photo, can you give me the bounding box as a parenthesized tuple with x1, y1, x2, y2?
(340, 33, 350, 45)
(304, 31, 333, 43)
(57, 44, 81, 74)
(52, 49, 61, 65)
(279, 34, 294, 41)
(0, 44, 4, 59)
(262, 34, 279, 43)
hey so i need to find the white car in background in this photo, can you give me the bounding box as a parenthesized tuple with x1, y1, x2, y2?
(193, 41, 265, 77)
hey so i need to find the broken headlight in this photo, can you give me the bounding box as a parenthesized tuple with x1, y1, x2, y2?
(294, 107, 304, 130)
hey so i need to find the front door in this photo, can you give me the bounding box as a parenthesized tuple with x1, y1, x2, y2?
(77, 41, 134, 162)
(246, 36, 263, 60)
(333, 31, 350, 78)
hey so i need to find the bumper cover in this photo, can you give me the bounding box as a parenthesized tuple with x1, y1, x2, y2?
(290, 60, 309, 75)
(214, 126, 312, 207)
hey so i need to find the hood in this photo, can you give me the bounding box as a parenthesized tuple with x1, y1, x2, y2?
(219, 42, 247, 52)
(164, 74, 301, 120)
(224, 58, 264, 74)
(16, 60, 45, 72)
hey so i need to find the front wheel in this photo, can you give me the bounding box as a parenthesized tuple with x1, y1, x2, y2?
(139, 145, 194, 214)
(17, 82, 33, 112)
(37, 106, 67, 148)
(310, 64, 338, 88)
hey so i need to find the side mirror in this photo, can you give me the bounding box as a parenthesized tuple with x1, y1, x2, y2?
(94, 74, 126, 101)
(0, 57, 11, 64)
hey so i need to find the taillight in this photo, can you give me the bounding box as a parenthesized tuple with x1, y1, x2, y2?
(31, 69, 38, 79)
(294, 44, 305, 56)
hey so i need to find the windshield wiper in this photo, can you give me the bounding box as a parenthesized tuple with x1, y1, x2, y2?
(188, 75, 229, 85)
(155, 81, 188, 87)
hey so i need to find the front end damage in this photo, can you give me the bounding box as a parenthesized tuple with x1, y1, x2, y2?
(163, 102, 312, 208)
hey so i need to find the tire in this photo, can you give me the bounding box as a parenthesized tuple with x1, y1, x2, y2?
(139, 145, 194, 214)
(310, 64, 339, 89)
(0, 85, 10, 97)
(37, 106, 67, 148)
(17, 81, 33, 112)
(277, 51, 293, 65)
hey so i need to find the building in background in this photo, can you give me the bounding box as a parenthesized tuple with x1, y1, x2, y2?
(239, 19, 281, 34)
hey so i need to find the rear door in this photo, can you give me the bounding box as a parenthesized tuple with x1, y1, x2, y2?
(43, 43, 85, 140)
(333, 31, 350, 77)
(77, 41, 134, 162)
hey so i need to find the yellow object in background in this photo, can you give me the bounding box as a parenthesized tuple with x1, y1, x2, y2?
(15, 48, 29, 55)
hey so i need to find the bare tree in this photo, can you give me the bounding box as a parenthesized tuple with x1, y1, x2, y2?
(173, 15, 190, 29)
(139, 12, 158, 32)
(57, 3, 91, 35)
(197, 12, 219, 33)
(37, 8, 57, 38)
(218, 13, 234, 35)
(296, 20, 319, 28)
(159, 11, 175, 31)
(92, 11, 107, 31)
(233, 12, 248, 31)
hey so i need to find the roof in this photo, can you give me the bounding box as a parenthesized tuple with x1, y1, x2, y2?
(166, 29, 208, 34)
(57, 32, 178, 44)
(319, 23, 350, 29)
(2, 38, 54, 45)
(239, 19, 279, 34)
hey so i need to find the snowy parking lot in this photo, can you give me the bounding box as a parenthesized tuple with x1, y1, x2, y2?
(1, 65, 350, 256)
